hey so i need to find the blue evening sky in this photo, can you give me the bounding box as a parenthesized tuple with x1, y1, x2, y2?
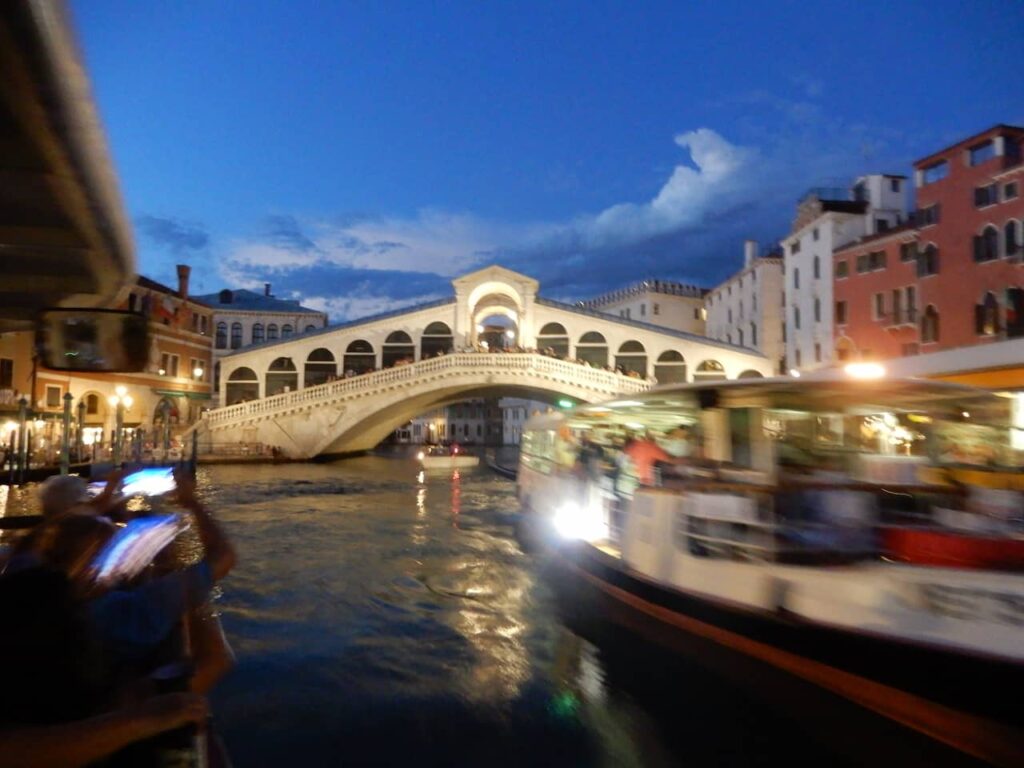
(72, 0, 1024, 319)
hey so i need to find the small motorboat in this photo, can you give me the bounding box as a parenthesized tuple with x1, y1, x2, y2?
(418, 445, 479, 470)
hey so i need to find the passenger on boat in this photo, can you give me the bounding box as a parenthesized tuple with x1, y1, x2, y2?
(659, 425, 693, 458)
(623, 431, 673, 486)
(0, 519, 211, 768)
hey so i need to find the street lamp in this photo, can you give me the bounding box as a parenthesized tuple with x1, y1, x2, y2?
(193, 365, 204, 380)
(108, 386, 133, 465)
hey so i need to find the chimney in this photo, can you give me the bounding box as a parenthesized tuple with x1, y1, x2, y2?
(264, 283, 272, 297)
(743, 240, 758, 268)
(176, 264, 191, 299)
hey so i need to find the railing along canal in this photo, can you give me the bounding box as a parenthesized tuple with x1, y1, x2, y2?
(205, 353, 652, 427)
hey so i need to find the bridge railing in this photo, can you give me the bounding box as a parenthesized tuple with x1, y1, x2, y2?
(205, 353, 651, 427)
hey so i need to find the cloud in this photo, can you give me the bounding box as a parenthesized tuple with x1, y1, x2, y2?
(218, 128, 761, 317)
(137, 215, 209, 254)
(214, 114, 910, 319)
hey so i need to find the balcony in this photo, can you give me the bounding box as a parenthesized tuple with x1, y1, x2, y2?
(882, 308, 918, 328)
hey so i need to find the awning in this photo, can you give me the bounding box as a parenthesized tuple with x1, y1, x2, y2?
(151, 389, 185, 398)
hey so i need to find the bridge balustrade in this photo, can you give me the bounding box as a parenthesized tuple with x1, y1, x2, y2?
(205, 353, 651, 427)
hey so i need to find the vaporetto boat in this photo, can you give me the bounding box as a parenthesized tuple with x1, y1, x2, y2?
(515, 371, 1024, 766)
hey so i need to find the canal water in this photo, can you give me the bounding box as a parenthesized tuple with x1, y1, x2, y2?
(185, 459, 977, 766)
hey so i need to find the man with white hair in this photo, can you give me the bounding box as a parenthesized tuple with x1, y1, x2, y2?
(38, 475, 92, 518)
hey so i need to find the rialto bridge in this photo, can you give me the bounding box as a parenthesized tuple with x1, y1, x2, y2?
(197, 265, 771, 457)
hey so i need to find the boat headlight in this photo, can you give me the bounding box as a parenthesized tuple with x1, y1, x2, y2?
(552, 501, 607, 542)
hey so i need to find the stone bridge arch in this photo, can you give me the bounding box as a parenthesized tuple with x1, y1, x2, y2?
(199, 353, 650, 458)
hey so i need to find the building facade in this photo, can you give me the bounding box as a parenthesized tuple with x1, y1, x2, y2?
(782, 174, 908, 372)
(832, 124, 1024, 367)
(393, 397, 546, 446)
(192, 283, 328, 395)
(833, 225, 920, 362)
(578, 280, 707, 335)
(0, 265, 214, 458)
(704, 240, 786, 373)
(911, 124, 1024, 352)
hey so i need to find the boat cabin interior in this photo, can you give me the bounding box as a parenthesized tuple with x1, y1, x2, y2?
(521, 377, 1024, 570)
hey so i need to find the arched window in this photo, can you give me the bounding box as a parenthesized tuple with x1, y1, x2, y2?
(215, 322, 227, 349)
(576, 331, 608, 367)
(305, 324, 317, 333)
(282, 324, 294, 338)
(975, 292, 1000, 336)
(921, 305, 940, 343)
(267, 324, 279, 341)
(225, 367, 259, 405)
(304, 348, 336, 387)
(738, 369, 764, 379)
(536, 322, 569, 359)
(694, 360, 726, 381)
(615, 340, 647, 377)
(343, 340, 376, 374)
(654, 350, 687, 384)
(251, 323, 265, 344)
(265, 357, 298, 396)
(420, 322, 454, 358)
(1006, 220, 1021, 258)
(383, 331, 415, 367)
(230, 322, 243, 349)
(973, 225, 999, 262)
(85, 393, 100, 416)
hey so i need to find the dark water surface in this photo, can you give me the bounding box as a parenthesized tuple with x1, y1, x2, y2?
(200, 458, 979, 768)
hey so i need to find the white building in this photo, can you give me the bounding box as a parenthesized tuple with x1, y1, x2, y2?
(578, 280, 707, 335)
(192, 283, 328, 398)
(782, 175, 907, 372)
(500, 397, 550, 445)
(704, 241, 786, 374)
(395, 398, 513, 445)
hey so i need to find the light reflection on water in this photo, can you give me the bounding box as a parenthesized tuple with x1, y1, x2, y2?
(203, 457, 612, 766)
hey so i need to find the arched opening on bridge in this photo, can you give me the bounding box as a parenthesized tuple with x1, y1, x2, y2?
(694, 359, 726, 381)
(304, 348, 336, 387)
(266, 357, 298, 396)
(654, 350, 687, 384)
(226, 367, 259, 405)
(738, 369, 764, 379)
(615, 340, 648, 377)
(343, 340, 376, 375)
(420, 322, 454, 359)
(537, 322, 569, 359)
(477, 314, 517, 351)
(471, 289, 521, 347)
(382, 331, 415, 368)
(576, 331, 608, 367)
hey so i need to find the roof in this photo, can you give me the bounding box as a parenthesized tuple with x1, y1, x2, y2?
(536, 297, 765, 357)
(191, 289, 326, 314)
(0, 0, 136, 330)
(833, 222, 917, 254)
(913, 123, 1024, 168)
(220, 297, 457, 358)
(581, 280, 708, 307)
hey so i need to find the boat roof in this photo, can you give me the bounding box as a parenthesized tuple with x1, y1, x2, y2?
(524, 374, 1011, 431)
